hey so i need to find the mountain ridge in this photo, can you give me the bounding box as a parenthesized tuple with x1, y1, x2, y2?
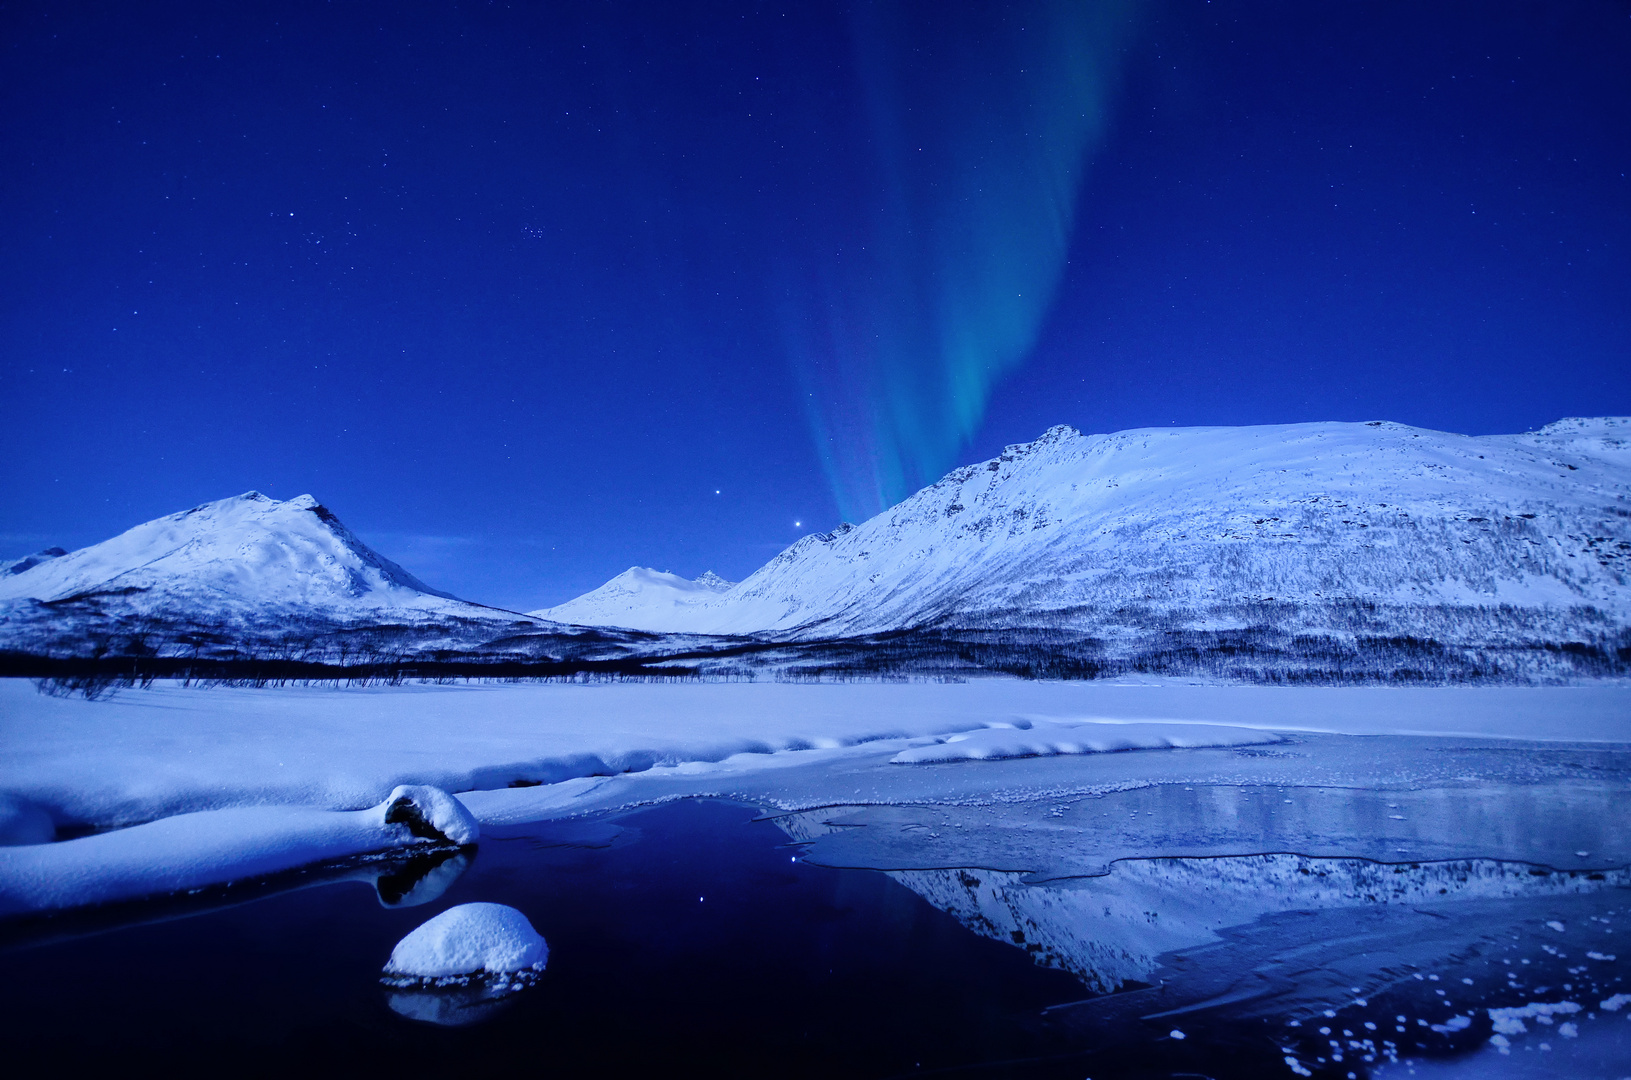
(548, 417, 1631, 647)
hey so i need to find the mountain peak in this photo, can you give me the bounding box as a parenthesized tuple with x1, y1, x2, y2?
(694, 571, 735, 591)
(531, 566, 739, 630)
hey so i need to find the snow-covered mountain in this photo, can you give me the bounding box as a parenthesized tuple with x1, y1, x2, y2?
(529, 568, 735, 631)
(0, 492, 575, 671)
(553, 418, 1631, 645)
(0, 491, 493, 619)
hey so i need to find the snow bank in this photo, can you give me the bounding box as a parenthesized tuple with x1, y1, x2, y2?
(0, 785, 469, 916)
(890, 720, 1281, 764)
(383, 903, 547, 981)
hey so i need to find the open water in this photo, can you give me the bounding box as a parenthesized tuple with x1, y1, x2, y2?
(1, 798, 1628, 1078)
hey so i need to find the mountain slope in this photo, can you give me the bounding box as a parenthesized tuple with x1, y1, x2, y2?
(531, 568, 735, 631)
(567, 418, 1630, 645)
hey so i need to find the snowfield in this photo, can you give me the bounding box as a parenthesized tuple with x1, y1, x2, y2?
(0, 784, 474, 915)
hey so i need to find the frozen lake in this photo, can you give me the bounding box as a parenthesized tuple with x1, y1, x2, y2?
(1, 679, 1629, 1074)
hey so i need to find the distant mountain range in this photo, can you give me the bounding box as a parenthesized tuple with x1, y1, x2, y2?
(4, 418, 1627, 684)
(530, 568, 736, 630)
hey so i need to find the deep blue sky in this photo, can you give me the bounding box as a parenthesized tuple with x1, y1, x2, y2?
(3, 1, 1628, 611)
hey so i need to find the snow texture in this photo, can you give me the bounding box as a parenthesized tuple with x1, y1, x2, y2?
(545, 418, 1631, 637)
(532, 567, 735, 630)
(0, 784, 468, 916)
(383, 902, 547, 980)
(889, 719, 1281, 764)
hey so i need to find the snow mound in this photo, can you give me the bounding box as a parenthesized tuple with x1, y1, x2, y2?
(383, 902, 548, 981)
(381, 785, 480, 845)
(533, 566, 736, 631)
(890, 720, 1282, 764)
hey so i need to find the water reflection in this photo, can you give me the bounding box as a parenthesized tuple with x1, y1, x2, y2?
(0, 842, 474, 952)
(386, 980, 523, 1027)
(373, 849, 472, 908)
(886, 854, 1629, 1072)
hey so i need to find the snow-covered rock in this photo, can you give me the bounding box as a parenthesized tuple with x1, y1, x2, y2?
(533, 566, 735, 631)
(383, 902, 548, 980)
(382, 784, 480, 845)
(556, 418, 1631, 639)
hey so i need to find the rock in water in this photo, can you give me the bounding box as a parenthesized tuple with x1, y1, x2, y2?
(383, 902, 548, 982)
(380, 785, 480, 846)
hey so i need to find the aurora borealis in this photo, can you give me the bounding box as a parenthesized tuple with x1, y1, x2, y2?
(783, 1, 1137, 521)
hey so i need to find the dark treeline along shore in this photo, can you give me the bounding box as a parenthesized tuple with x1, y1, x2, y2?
(7, 598, 1628, 697)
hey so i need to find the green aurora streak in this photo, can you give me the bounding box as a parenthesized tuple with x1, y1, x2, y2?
(786, 0, 1138, 523)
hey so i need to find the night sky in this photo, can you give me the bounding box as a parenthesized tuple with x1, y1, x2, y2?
(3, 1, 1628, 611)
